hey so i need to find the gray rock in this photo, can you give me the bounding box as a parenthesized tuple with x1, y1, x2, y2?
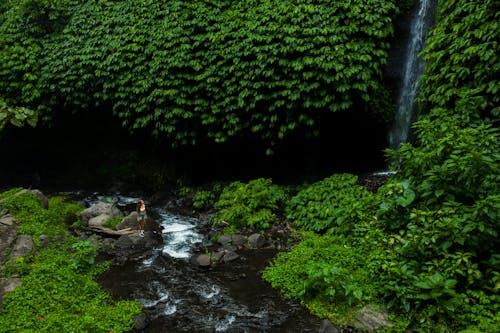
(247, 233, 265, 249)
(217, 234, 232, 246)
(221, 250, 240, 263)
(133, 314, 149, 330)
(0, 214, 16, 226)
(79, 202, 122, 226)
(9, 235, 34, 260)
(231, 234, 247, 246)
(211, 251, 225, 263)
(191, 253, 212, 267)
(1, 277, 22, 294)
(88, 214, 111, 228)
(354, 305, 392, 331)
(116, 212, 139, 230)
(318, 319, 340, 333)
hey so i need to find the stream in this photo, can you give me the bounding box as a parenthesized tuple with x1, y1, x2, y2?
(82, 194, 326, 333)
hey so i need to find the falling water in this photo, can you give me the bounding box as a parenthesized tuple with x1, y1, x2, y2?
(389, 0, 437, 150)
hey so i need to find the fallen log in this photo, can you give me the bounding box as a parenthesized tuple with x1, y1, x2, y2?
(88, 226, 136, 237)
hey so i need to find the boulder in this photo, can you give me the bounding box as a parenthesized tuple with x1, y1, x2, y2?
(190, 253, 212, 268)
(247, 233, 265, 249)
(318, 319, 340, 333)
(217, 234, 232, 246)
(88, 214, 111, 228)
(117, 212, 139, 230)
(79, 202, 122, 226)
(9, 235, 34, 260)
(354, 305, 392, 331)
(231, 234, 247, 246)
(221, 250, 240, 263)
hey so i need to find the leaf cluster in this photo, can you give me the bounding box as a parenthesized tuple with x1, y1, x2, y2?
(212, 178, 286, 229)
(286, 173, 378, 233)
(0, 0, 397, 146)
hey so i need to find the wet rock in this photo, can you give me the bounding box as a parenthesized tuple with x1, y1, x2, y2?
(9, 235, 34, 260)
(319, 319, 341, 333)
(101, 238, 116, 253)
(247, 233, 265, 249)
(217, 234, 232, 246)
(117, 211, 139, 230)
(221, 250, 240, 263)
(354, 305, 392, 331)
(133, 313, 149, 330)
(191, 253, 212, 267)
(211, 251, 225, 263)
(231, 234, 247, 246)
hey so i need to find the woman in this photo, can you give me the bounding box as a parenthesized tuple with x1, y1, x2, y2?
(136, 199, 148, 237)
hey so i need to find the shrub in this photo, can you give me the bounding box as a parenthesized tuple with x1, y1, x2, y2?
(212, 178, 286, 229)
(286, 174, 378, 233)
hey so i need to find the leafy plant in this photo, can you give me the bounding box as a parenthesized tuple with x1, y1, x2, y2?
(286, 174, 378, 233)
(0, 188, 142, 332)
(213, 178, 286, 229)
(0, 0, 398, 147)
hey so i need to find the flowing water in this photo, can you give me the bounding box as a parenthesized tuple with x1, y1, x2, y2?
(388, 0, 437, 150)
(85, 194, 325, 333)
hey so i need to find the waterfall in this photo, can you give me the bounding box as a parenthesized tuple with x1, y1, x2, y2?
(388, 0, 437, 150)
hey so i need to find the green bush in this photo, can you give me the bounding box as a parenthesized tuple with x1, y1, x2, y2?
(213, 178, 286, 229)
(0, 188, 142, 332)
(286, 174, 378, 233)
(0, 249, 141, 333)
(262, 232, 380, 323)
(1, 192, 82, 239)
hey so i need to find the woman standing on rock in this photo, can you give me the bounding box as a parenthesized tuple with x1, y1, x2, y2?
(136, 199, 148, 237)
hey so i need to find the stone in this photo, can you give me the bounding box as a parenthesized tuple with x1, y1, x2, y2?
(116, 212, 139, 230)
(88, 214, 111, 228)
(79, 202, 122, 226)
(191, 253, 212, 267)
(9, 235, 34, 260)
(354, 305, 392, 331)
(318, 319, 340, 333)
(231, 234, 247, 246)
(217, 234, 232, 246)
(0, 214, 15, 226)
(221, 250, 240, 263)
(247, 233, 265, 249)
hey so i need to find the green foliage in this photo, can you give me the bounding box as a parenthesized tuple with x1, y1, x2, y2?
(416, 0, 499, 121)
(0, 188, 142, 332)
(69, 241, 96, 272)
(262, 232, 379, 321)
(286, 174, 378, 232)
(0, 99, 38, 130)
(0, 192, 82, 238)
(0, 0, 397, 146)
(0, 248, 141, 333)
(192, 190, 215, 210)
(213, 178, 286, 229)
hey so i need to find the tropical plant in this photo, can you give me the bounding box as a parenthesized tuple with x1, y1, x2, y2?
(212, 178, 286, 229)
